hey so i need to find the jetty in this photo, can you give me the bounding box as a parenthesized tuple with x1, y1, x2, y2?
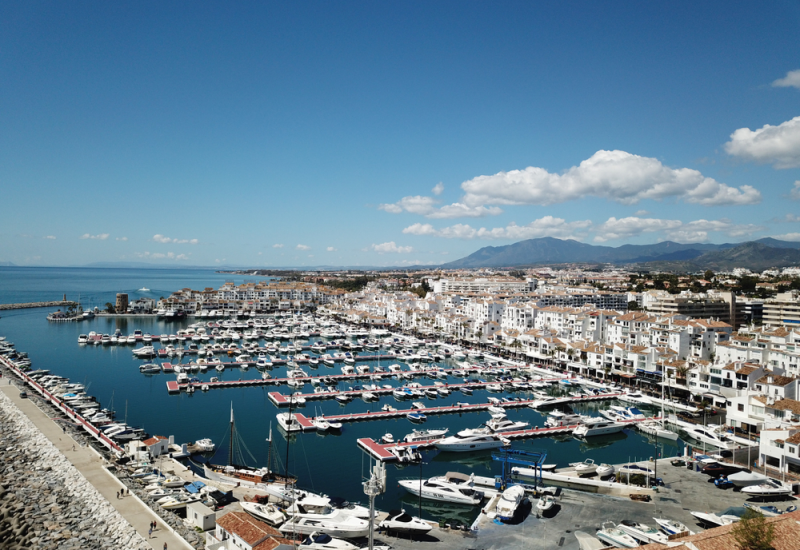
(357, 413, 659, 462)
(0, 300, 78, 311)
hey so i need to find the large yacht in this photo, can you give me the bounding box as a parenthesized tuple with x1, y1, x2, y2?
(398, 474, 484, 505)
(485, 415, 529, 433)
(435, 429, 509, 452)
(573, 419, 625, 438)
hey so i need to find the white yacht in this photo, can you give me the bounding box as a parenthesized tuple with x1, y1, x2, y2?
(617, 520, 668, 544)
(636, 420, 678, 440)
(435, 429, 509, 452)
(683, 426, 734, 449)
(279, 510, 370, 539)
(277, 412, 304, 433)
(299, 532, 359, 550)
(378, 510, 432, 534)
(544, 410, 583, 428)
(485, 416, 529, 433)
(618, 391, 652, 406)
(570, 458, 598, 476)
(573, 420, 625, 438)
(727, 470, 769, 488)
(653, 517, 694, 537)
(240, 501, 286, 525)
(495, 485, 526, 522)
(398, 474, 484, 505)
(402, 428, 448, 443)
(595, 521, 639, 548)
(741, 479, 793, 498)
(536, 494, 557, 513)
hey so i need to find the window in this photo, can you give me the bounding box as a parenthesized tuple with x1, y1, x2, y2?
(738, 403, 744, 412)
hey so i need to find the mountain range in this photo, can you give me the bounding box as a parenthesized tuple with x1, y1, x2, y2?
(442, 237, 800, 271)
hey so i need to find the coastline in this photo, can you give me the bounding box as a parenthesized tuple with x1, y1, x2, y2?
(0, 375, 192, 550)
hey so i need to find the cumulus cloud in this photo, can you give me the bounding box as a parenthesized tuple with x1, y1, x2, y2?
(772, 233, 800, 242)
(403, 216, 592, 240)
(326, 246, 337, 252)
(152, 234, 198, 245)
(115, 237, 128, 241)
(80, 233, 109, 240)
(460, 150, 760, 206)
(44, 235, 56, 240)
(724, 116, 800, 169)
(772, 69, 800, 89)
(379, 195, 503, 218)
(296, 244, 310, 251)
(432, 182, 444, 196)
(791, 181, 800, 200)
(272, 244, 284, 248)
(369, 242, 414, 253)
(594, 217, 763, 243)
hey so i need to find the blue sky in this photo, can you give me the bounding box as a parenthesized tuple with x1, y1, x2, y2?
(2, 1, 800, 267)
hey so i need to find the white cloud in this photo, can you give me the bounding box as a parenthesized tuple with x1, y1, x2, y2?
(379, 195, 503, 218)
(791, 181, 800, 200)
(296, 244, 310, 251)
(594, 217, 763, 243)
(594, 217, 682, 242)
(772, 233, 800, 242)
(772, 69, 800, 90)
(326, 246, 337, 252)
(272, 244, 284, 248)
(152, 234, 198, 245)
(115, 237, 128, 241)
(403, 216, 592, 240)
(44, 235, 56, 240)
(460, 150, 761, 206)
(80, 233, 109, 240)
(369, 241, 414, 253)
(724, 116, 800, 169)
(432, 182, 444, 196)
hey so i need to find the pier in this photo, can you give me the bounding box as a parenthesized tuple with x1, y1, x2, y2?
(0, 300, 78, 311)
(357, 414, 659, 462)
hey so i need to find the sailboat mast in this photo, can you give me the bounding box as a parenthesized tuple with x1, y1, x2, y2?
(266, 423, 273, 476)
(228, 403, 234, 466)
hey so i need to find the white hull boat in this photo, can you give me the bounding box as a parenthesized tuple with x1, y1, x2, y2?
(379, 509, 432, 534)
(653, 517, 694, 536)
(536, 494, 556, 513)
(596, 521, 639, 548)
(435, 429, 509, 452)
(618, 520, 668, 544)
(398, 475, 483, 505)
(241, 501, 286, 526)
(280, 510, 371, 539)
(571, 459, 598, 476)
(741, 480, 793, 499)
(299, 532, 359, 550)
(495, 485, 526, 522)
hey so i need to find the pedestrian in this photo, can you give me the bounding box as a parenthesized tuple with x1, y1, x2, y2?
(116, 491, 119, 499)
(148, 527, 152, 538)
(164, 543, 167, 550)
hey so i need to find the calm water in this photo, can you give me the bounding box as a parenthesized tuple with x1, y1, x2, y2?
(0, 267, 684, 524)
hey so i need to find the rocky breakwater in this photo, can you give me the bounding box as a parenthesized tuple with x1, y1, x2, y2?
(0, 391, 149, 550)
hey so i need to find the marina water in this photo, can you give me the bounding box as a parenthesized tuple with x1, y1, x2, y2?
(0, 266, 685, 525)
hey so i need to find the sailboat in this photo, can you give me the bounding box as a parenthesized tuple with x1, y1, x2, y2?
(203, 405, 294, 489)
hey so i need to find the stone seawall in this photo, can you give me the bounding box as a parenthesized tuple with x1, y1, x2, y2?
(0, 301, 78, 311)
(0, 390, 149, 550)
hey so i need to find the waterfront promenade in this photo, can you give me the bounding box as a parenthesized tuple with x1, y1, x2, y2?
(0, 379, 192, 550)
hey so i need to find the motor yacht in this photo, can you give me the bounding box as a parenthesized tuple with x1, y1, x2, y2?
(690, 509, 742, 527)
(636, 420, 678, 440)
(403, 428, 448, 443)
(398, 474, 484, 505)
(241, 500, 286, 526)
(653, 517, 694, 536)
(277, 412, 304, 433)
(485, 416, 529, 433)
(495, 485, 526, 522)
(617, 520, 668, 544)
(299, 532, 359, 550)
(378, 509, 432, 534)
(536, 494, 557, 514)
(570, 459, 598, 476)
(435, 429, 509, 452)
(741, 479, 793, 499)
(279, 509, 370, 539)
(573, 420, 624, 438)
(683, 426, 734, 450)
(727, 471, 769, 488)
(595, 521, 639, 548)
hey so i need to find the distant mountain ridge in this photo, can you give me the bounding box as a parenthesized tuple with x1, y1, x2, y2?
(442, 237, 800, 270)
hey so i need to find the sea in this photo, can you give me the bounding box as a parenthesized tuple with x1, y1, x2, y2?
(0, 266, 684, 525)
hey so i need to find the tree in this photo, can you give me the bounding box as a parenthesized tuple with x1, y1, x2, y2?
(704, 269, 715, 281)
(104, 302, 116, 314)
(627, 300, 641, 311)
(731, 508, 775, 550)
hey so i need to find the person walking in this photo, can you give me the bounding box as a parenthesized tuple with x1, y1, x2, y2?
(148, 526, 152, 538)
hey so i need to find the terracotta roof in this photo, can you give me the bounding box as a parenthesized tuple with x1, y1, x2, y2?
(753, 396, 800, 415)
(638, 509, 800, 550)
(216, 512, 281, 547)
(143, 436, 167, 446)
(755, 375, 796, 387)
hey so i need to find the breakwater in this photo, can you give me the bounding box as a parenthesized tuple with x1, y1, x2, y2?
(0, 301, 78, 311)
(0, 390, 149, 550)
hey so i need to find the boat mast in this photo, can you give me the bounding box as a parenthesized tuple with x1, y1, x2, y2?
(266, 423, 273, 475)
(228, 403, 234, 466)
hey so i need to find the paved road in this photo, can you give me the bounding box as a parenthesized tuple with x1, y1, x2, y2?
(0, 378, 193, 550)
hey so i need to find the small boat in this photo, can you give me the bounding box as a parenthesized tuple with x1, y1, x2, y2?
(741, 479, 793, 499)
(312, 417, 331, 432)
(595, 521, 639, 548)
(536, 494, 557, 514)
(653, 517, 694, 537)
(571, 459, 598, 476)
(378, 509, 432, 534)
(407, 412, 427, 422)
(380, 433, 394, 444)
(299, 532, 358, 550)
(727, 470, 770, 488)
(617, 520, 668, 544)
(194, 438, 215, 452)
(495, 485, 526, 522)
(743, 502, 784, 517)
(690, 510, 741, 527)
(241, 500, 286, 526)
(618, 463, 654, 477)
(595, 463, 615, 477)
(403, 428, 448, 443)
(138, 287, 150, 292)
